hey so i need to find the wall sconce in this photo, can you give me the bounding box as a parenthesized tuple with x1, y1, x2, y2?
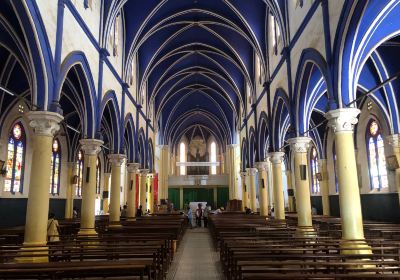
(0, 160, 6, 176)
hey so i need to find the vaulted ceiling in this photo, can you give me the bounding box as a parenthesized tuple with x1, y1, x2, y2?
(104, 0, 276, 149)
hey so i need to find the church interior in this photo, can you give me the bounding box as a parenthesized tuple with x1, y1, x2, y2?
(0, 0, 400, 279)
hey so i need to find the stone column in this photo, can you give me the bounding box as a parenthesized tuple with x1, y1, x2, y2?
(108, 154, 126, 223)
(326, 108, 370, 254)
(64, 162, 75, 219)
(147, 173, 154, 212)
(288, 137, 314, 236)
(318, 159, 330, 215)
(227, 144, 238, 199)
(158, 145, 169, 202)
(78, 139, 103, 235)
(139, 169, 149, 210)
(387, 134, 400, 203)
(126, 163, 139, 217)
(268, 152, 285, 220)
(285, 170, 295, 212)
(255, 162, 269, 216)
(246, 168, 258, 212)
(240, 171, 248, 209)
(19, 111, 63, 262)
(102, 173, 111, 214)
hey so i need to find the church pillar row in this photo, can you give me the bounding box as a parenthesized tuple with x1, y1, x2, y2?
(102, 173, 111, 214)
(255, 162, 269, 216)
(288, 137, 315, 237)
(18, 111, 63, 263)
(64, 162, 75, 219)
(318, 159, 330, 215)
(78, 139, 103, 235)
(139, 169, 149, 211)
(126, 163, 139, 217)
(240, 171, 248, 210)
(108, 154, 126, 223)
(326, 108, 371, 254)
(246, 168, 258, 211)
(227, 144, 238, 199)
(268, 152, 285, 220)
(387, 134, 400, 204)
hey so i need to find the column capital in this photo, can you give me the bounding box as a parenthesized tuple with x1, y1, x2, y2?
(246, 167, 258, 176)
(157, 145, 169, 150)
(139, 169, 149, 176)
(325, 108, 360, 133)
(147, 173, 154, 179)
(387, 134, 400, 147)
(268, 152, 285, 164)
(288, 137, 312, 153)
(255, 162, 267, 171)
(227, 144, 238, 149)
(126, 162, 140, 173)
(26, 111, 63, 137)
(108, 154, 126, 166)
(79, 139, 103, 155)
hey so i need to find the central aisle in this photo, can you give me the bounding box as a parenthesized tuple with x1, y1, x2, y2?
(167, 227, 224, 280)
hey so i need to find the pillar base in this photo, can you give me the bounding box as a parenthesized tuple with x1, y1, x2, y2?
(295, 226, 317, 238)
(78, 228, 98, 237)
(15, 245, 48, 263)
(340, 239, 372, 255)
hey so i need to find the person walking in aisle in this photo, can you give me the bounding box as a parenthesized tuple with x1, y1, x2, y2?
(195, 203, 203, 227)
(203, 204, 210, 228)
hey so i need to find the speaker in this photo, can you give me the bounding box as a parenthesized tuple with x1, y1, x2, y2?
(130, 180, 133, 190)
(261, 178, 265, 189)
(299, 165, 307, 181)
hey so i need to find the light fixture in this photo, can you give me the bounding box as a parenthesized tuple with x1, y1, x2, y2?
(0, 160, 6, 176)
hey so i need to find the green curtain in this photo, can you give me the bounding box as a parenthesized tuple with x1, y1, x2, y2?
(217, 187, 229, 209)
(168, 188, 180, 210)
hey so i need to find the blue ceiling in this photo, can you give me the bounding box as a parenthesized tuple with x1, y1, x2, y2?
(106, 0, 270, 148)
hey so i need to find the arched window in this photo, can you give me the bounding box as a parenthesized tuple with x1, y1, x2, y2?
(270, 13, 281, 55)
(76, 150, 84, 196)
(210, 142, 217, 175)
(4, 123, 26, 193)
(49, 139, 61, 195)
(96, 157, 101, 194)
(180, 142, 186, 175)
(113, 14, 119, 56)
(366, 120, 388, 190)
(310, 147, 320, 194)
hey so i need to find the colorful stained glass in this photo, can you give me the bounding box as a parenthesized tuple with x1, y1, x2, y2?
(76, 150, 83, 196)
(96, 157, 101, 194)
(310, 147, 319, 194)
(369, 121, 379, 136)
(367, 121, 388, 190)
(50, 139, 61, 195)
(4, 123, 25, 193)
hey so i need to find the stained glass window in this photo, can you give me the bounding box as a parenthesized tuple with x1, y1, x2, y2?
(366, 120, 388, 190)
(4, 123, 25, 193)
(310, 147, 320, 194)
(49, 139, 61, 195)
(76, 150, 84, 196)
(96, 157, 101, 194)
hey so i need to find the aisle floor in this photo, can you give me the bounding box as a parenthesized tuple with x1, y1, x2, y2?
(167, 227, 224, 280)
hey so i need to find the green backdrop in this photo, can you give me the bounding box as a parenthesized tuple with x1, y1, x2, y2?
(168, 187, 229, 210)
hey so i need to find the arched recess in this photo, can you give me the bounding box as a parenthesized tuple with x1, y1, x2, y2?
(271, 88, 293, 151)
(241, 138, 248, 171)
(137, 128, 146, 168)
(100, 91, 121, 153)
(57, 52, 97, 139)
(258, 111, 270, 161)
(248, 127, 256, 167)
(124, 113, 136, 163)
(295, 49, 333, 136)
(335, 0, 400, 119)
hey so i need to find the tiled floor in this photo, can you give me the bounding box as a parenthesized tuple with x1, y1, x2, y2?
(167, 227, 224, 280)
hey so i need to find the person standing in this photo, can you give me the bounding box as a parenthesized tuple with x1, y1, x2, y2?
(186, 207, 193, 229)
(195, 203, 203, 227)
(203, 204, 210, 228)
(121, 205, 128, 219)
(47, 213, 60, 242)
(136, 205, 143, 217)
